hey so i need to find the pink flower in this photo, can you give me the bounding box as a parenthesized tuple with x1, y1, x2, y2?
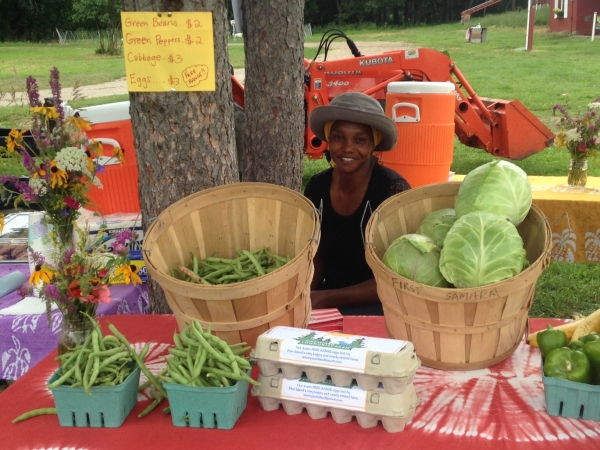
(578, 143, 587, 152)
(82, 285, 111, 304)
(64, 196, 80, 209)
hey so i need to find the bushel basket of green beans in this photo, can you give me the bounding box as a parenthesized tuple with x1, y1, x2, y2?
(171, 247, 291, 285)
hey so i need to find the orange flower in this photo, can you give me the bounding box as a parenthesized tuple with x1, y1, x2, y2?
(68, 279, 82, 298)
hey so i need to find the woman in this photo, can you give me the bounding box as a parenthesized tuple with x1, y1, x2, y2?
(304, 92, 410, 315)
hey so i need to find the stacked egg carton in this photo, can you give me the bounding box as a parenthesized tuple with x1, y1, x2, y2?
(250, 326, 421, 433)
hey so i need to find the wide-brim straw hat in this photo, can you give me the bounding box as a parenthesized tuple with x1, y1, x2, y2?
(309, 92, 398, 151)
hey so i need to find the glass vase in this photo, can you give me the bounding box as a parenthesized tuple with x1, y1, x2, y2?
(57, 314, 94, 358)
(567, 157, 588, 188)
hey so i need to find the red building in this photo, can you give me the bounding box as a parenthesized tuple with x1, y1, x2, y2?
(549, 0, 600, 35)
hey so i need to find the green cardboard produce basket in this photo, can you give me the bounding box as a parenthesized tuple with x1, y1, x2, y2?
(542, 360, 600, 421)
(164, 377, 249, 429)
(48, 367, 140, 427)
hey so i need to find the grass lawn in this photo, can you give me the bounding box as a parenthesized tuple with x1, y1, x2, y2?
(1, 8, 599, 319)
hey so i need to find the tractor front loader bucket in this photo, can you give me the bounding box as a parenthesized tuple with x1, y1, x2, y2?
(483, 98, 555, 160)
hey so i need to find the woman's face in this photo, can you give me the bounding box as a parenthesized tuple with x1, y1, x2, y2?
(328, 120, 375, 174)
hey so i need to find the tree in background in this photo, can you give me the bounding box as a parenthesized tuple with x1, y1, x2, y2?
(72, 0, 122, 54)
(241, 0, 305, 190)
(0, 0, 74, 41)
(121, 0, 238, 314)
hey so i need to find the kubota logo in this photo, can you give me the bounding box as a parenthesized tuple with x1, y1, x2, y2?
(359, 56, 394, 67)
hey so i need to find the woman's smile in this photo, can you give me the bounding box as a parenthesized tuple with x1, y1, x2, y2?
(328, 120, 375, 172)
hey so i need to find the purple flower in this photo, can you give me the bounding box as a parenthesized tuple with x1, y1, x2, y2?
(26, 76, 41, 108)
(62, 247, 76, 265)
(29, 251, 45, 266)
(43, 284, 60, 299)
(112, 243, 129, 257)
(113, 229, 133, 247)
(96, 164, 106, 175)
(17, 283, 31, 298)
(50, 67, 64, 126)
(20, 150, 37, 173)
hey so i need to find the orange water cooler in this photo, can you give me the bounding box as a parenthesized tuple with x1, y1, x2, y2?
(378, 81, 456, 188)
(77, 101, 141, 214)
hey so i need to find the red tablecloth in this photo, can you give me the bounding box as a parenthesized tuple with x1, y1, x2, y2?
(1, 315, 599, 450)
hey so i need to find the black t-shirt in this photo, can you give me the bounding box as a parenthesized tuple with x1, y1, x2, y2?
(304, 163, 410, 290)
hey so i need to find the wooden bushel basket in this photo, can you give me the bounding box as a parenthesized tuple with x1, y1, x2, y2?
(365, 182, 552, 370)
(142, 182, 320, 348)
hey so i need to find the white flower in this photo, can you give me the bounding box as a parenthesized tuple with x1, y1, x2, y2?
(55, 146, 88, 172)
(564, 128, 581, 143)
(28, 177, 47, 196)
(587, 102, 600, 110)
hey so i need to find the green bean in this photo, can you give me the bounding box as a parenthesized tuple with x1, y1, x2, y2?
(108, 323, 167, 398)
(189, 325, 230, 365)
(12, 408, 58, 423)
(173, 331, 184, 350)
(138, 398, 162, 418)
(98, 351, 131, 370)
(48, 365, 77, 389)
(242, 250, 266, 276)
(89, 345, 127, 359)
(139, 367, 168, 392)
(191, 252, 199, 276)
(168, 348, 189, 358)
(82, 352, 95, 394)
(163, 406, 171, 415)
(203, 265, 234, 281)
(202, 367, 259, 385)
(138, 342, 150, 360)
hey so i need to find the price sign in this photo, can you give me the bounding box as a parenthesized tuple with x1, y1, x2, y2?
(121, 11, 215, 92)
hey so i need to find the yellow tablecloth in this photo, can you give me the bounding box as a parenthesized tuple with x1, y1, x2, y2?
(452, 176, 600, 263)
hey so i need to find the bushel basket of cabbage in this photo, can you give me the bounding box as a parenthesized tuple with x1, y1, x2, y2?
(365, 161, 552, 371)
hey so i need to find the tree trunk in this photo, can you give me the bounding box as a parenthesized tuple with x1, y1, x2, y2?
(241, 0, 304, 191)
(121, 0, 238, 314)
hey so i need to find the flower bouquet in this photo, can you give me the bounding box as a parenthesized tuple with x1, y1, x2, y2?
(28, 224, 142, 353)
(553, 98, 600, 187)
(0, 67, 124, 249)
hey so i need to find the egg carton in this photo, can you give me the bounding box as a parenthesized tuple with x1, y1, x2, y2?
(254, 359, 417, 394)
(252, 373, 421, 433)
(250, 326, 421, 394)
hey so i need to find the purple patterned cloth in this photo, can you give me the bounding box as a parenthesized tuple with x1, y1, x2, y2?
(0, 264, 149, 380)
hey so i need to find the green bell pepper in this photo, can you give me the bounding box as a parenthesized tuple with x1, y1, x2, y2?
(543, 347, 591, 384)
(579, 332, 600, 344)
(537, 324, 569, 358)
(583, 339, 600, 385)
(570, 339, 586, 351)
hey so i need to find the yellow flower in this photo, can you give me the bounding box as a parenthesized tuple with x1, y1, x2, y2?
(87, 140, 103, 159)
(50, 161, 68, 188)
(6, 129, 27, 152)
(65, 115, 91, 131)
(113, 146, 125, 165)
(32, 163, 47, 179)
(0, 213, 4, 234)
(114, 264, 142, 285)
(29, 264, 53, 285)
(31, 106, 60, 121)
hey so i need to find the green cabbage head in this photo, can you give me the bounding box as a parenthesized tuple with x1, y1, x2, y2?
(455, 160, 532, 226)
(416, 208, 457, 247)
(382, 234, 450, 287)
(439, 211, 528, 288)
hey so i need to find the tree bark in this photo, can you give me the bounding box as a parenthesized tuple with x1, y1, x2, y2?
(241, 0, 304, 191)
(121, 0, 238, 314)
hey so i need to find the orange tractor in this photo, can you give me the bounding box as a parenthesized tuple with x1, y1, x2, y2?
(231, 29, 554, 162)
